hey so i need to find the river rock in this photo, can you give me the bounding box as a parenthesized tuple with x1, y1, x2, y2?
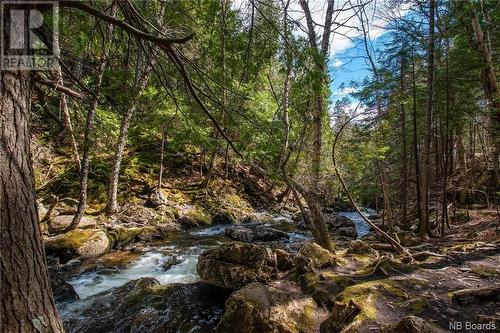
(212, 211, 236, 224)
(217, 282, 321, 333)
(50, 215, 96, 230)
(50, 274, 79, 303)
(225, 225, 289, 242)
(295, 213, 357, 239)
(324, 214, 358, 239)
(145, 190, 167, 208)
(197, 243, 278, 289)
(45, 228, 111, 261)
(37, 200, 48, 220)
(225, 226, 254, 242)
(61, 278, 230, 333)
(254, 226, 290, 241)
(162, 255, 182, 270)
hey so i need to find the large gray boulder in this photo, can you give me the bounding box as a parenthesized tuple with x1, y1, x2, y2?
(197, 243, 278, 290)
(49, 215, 96, 230)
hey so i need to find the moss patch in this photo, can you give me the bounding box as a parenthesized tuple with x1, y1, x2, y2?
(404, 297, 427, 314)
(338, 279, 408, 320)
(471, 266, 499, 278)
(45, 229, 97, 250)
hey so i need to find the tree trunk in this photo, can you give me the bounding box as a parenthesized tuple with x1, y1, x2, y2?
(299, 0, 334, 185)
(56, 5, 117, 233)
(53, 33, 80, 171)
(158, 127, 165, 191)
(201, 144, 218, 188)
(311, 93, 323, 183)
(106, 43, 150, 215)
(1, 71, 64, 332)
(279, 4, 333, 252)
(420, 0, 435, 238)
(412, 50, 422, 226)
(471, 12, 500, 173)
(441, 39, 451, 234)
(400, 54, 408, 229)
(106, 103, 137, 214)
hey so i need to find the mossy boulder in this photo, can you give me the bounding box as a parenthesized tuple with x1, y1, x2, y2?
(45, 228, 111, 261)
(299, 272, 355, 306)
(106, 226, 143, 248)
(197, 243, 278, 290)
(320, 300, 361, 333)
(176, 205, 212, 229)
(217, 282, 322, 333)
(296, 242, 336, 272)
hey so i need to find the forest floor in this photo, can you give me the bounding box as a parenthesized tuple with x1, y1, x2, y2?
(312, 208, 500, 332)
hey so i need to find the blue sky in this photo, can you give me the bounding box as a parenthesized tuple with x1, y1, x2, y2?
(329, 27, 393, 111)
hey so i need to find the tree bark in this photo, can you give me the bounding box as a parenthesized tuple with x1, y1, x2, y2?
(1, 70, 64, 331)
(412, 50, 422, 226)
(471, 11, 500, 175)
(420, 0, 435, 238)
(298, 0, 334, 185)
(106, 69, 149, 214)
(400, 54, 408, 229)
(279, 2, 333, 252)
(52, 5, 118, 233)
(53, 33, 80, 171)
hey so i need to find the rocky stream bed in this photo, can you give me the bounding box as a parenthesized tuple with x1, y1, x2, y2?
(48, 208, 500, 333)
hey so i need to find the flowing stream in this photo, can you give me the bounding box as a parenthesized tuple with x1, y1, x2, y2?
(67, 210, 372, 299)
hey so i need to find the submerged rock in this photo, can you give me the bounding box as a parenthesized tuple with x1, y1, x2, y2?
(162, 255, 182, 270)
(61, 278, 230, 333)
(225, 225, 289, 243)
(217, 282, 322, 333)
(197, 243, 278, 289)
